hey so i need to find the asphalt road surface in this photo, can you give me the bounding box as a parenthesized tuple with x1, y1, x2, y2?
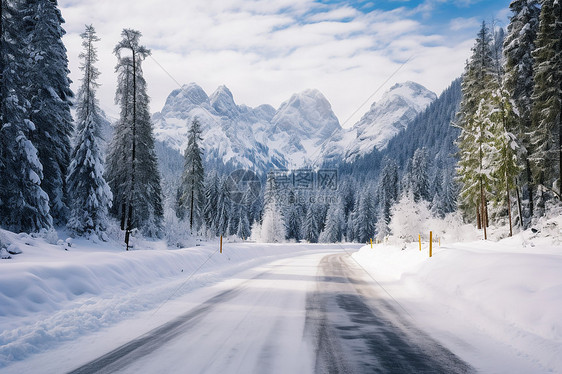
(68, 251, 473, 374)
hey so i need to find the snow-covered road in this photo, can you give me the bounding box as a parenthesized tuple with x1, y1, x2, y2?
(69, 252, 321, 374)
(67, 251, 471, 374)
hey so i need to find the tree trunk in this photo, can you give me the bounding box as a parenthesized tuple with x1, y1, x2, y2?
(476, 203, 481, 230)
(506, 172, 513, 237)
(515, 184, 523, 229)
(480, 179, 487, 240)
(526, 158, 533, 225)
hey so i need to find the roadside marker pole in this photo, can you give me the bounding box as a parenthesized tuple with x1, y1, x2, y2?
(429, 231, 433, 258)
(419, 234, 421, 251)
(220, 235, 223, 254)
(370, 238, 373, 248)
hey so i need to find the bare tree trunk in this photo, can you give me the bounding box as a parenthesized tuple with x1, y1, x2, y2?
(515, 184, 523, 229)
(477, 203, 482, 230)
(506, 172, 513, 237)
(480, 180, 487, 240)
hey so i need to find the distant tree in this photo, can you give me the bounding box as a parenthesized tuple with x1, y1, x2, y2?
(260, 173, 285, 242)
(22, 0, 74, 224)
(355, 189, 375, 243)
(203, 172, 219, 235)
(376, 158, 399, 225)
(406, 148, 431, 203)
(284, 190, 302, 241)
(66, 25, 113, 238)
(0, 0, 52, 232)
(236, 207, 251, 240)
(319, 200, 344, 243)
(389, 191, 431, 243)
(177, 118, 205, 232)
(216, 175, 232, 236)
(302, 203, 320, 243)
(106, 29, 163, 238)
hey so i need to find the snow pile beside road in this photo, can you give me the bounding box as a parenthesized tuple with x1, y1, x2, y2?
(0, 231, 318, 369)
(352, 215, 562, 373)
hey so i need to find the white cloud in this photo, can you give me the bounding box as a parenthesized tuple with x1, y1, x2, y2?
(59, 0, 477, 127)
(450, 17, 479, 31)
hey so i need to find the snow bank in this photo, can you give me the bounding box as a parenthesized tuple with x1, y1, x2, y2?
(352, 215, 562, 373)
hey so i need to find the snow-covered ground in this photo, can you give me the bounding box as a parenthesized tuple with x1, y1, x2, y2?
(1, 216, 561, 373)
(352, 216, 562, 373)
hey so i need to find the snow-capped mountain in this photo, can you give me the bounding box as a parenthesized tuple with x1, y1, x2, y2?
(152, 83, 342, 170)
(151, 81, 436, 171)
(321, 81, 437, 162)
(346, 81, 436, 159)
(268, 89, 341, 166)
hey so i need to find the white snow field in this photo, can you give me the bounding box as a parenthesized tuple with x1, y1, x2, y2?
(0, 217, 561, 373)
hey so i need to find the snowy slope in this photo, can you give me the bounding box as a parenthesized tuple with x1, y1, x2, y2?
(320, 81, 437, 162)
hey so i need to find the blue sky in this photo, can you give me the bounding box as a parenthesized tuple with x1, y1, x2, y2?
(59, 0, 511, 127)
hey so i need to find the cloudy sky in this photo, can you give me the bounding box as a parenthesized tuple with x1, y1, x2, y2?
(59, 0, 510, 127)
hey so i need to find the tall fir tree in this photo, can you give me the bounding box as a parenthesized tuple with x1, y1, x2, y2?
(456, 21, 497, 237)
(66, 25, 113, 237)
(0, 0, 52, 231)
(22, 0, 74, 224)
(177, 118, 205, 231)
(106, 29, 163, 237)
(503, 0, 541, 222)
(530, 0, 562, 207)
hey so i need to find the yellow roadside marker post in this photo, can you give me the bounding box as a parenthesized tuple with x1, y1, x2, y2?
(419, 234, 421, 251)
(429, 231, 433, 258)
(220, 235, 223, 254)
(370, 238, 373, 248)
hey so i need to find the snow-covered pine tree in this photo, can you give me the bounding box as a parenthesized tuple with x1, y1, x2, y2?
(0, 0, 52, 232)
(503, 0, 540, 222)
(22, 0, 74, 224)
(319, 200, 344, 243)
(216, 175, 232, 236)
(456, 21, 497, 237)
(346, 213, 355, 242)
(355, 189, 375, 243)
(66, 25, 112, 238)
(376, 158, 399, 225)
(106, 29, 163, 237)
(236, 207, 251, 240)
(489, 85, 521, 235)
(389, 190, 431, 243)
(260, 173, 285, 242)
(284, 190, 302, 241)
(177, 118, 204, 231)
(407, 148, 431, 203)
(203, 172, 219, 235)
(302, 203, 320, 243)
(530, 0, 562, 207)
